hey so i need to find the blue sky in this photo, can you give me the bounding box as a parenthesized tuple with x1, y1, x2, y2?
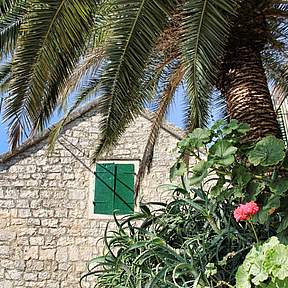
(0, 115, 9, 154)
(0, 88, 187, 154)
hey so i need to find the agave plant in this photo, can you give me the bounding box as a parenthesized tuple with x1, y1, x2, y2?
(1, 0, 288, 179)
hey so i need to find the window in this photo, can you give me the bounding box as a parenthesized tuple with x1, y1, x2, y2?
(93, 163, 135, 215)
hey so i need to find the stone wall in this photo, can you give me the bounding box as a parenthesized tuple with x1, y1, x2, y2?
(0, 109, 181, 287)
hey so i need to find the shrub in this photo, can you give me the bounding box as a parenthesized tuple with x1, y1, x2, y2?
(236, 236, 288, 287)
(82, 120, 288, 287)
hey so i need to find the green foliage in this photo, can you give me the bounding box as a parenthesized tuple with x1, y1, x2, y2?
(83, 120, 288, 287)
(2, 0, 288, 161)
(236, 237, 288, 288)
(82, 190, 261, 287)
(248, 136, 286, 167)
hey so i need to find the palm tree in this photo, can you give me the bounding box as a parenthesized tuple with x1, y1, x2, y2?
(1, 1, 288, 172)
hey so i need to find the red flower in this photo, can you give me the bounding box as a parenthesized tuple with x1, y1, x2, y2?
(233, 201, 259, 222)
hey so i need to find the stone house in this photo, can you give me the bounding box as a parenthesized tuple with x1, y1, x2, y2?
(0, 101, 183, 288)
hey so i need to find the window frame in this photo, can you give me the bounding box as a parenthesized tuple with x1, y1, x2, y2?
(88, 159, 140, 219)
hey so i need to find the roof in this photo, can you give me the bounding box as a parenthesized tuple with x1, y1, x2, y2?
(0, 99, 185, 164)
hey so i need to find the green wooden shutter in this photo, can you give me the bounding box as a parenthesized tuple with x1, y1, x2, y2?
(113, 164, 134, 215)
(94, 163, 115, 214)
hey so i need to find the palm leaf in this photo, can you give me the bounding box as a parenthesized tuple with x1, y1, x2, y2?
(93, 0, 179, 159)
(57, 48, 105, 111)
(181, 0, 238, 130)
(263, 53, 288, 110)
(3, 0, 101, 149)
(0, 0, 27, 59)
(47, 83, 103, 153)
(135, 64, 184, 198)
(0, 61, 11, 97)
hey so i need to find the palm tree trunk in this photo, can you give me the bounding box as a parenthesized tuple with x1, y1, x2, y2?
(218, 2, 281, 141)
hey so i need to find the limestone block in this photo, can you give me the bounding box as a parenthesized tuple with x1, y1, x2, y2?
(56, 247, 68, 263)
(30, 236, 44, 246)
(79, 247, 92, 261)
(17, 208, 31, 218)
(16, 236, 29, 245)
(16, 199, 30, 208)
(41, 218, 58, 228)
(32, 209, 54, 218)
(23, 246, 39, 260)
(38, 271, 50, 280)
(68, 190, 85, 200)
(39, 248, 56, 260)
(5, 269, 22, 280)
(30, 199, 42, 208)
(68, 247, 79, 261)
(13, 260, 25, 271)
(0, 246, 9, 256)
(20, 190, 39, 199)
(54, 208, 68, 218)
(57, 262, 73, 271)
(11, 218, 26, 226)
(0, 200, 15, 209)
(0, 231, 16, 241)
(27, 218, 41, 226)
(3, 189, 18, 199)
(23, 272, 38, 281)
(57, 236, 74, 246)
(46, 281, 60, 288)
(0, 280, 13, 288)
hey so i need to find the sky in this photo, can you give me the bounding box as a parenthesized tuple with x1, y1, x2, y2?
(0, 87, 187, 154)
(0, 115, 8, 154)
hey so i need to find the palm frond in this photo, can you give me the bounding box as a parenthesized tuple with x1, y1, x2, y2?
(135, 63, 184, 198)
(93, 0, 179, 160)
(0, 61, 11, 96)
(0, 0, 27, 59)
(47, 82, 103, 153)
(263, 52, 288, 111)
(3, 0, 101, 149)
(57, 48, 105, 111)
(181, 0, 238, 130)
(0, 61, 11, 82)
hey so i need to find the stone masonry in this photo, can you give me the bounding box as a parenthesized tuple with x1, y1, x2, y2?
(0, 102, 183, 287)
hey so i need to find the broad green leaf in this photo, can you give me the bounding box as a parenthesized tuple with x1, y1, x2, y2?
(227, 186, 244, 199)
(188, 128, 211, 148)
(237, 237, 288, 288)
(264, 196, 281, 211)
(254, 209, 269, 225)
(270, 278, 288, 288)
(178, 128, 211, 152)
(209, 140, 237, 166)
(277, 215, 288, 233)
(189, 160, 211, 185)
(264, 245, 288, 280)
(170, 161, 187, 181)
(248, 136, 285, 167)
(283, 153, 288, 170)
(211, 119, 225, 131)
(237, 123, 250, 135)
(269, 178, 288, 195)
(210, 175, 226, 199)
(232, 165, 252, 188)
(222, 119, 239, 135)
(247, 181, 266, 200)
(235, 265, 252, 288)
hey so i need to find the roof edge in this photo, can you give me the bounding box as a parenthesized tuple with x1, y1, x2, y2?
(0, 100, 184, 164)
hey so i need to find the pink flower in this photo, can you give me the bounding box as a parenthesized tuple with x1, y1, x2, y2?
(233, 201, 259, 222)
